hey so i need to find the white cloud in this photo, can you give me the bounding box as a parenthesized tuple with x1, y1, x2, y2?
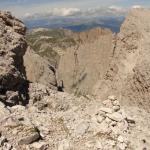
(132, 5, 142, 9)
(24, 12, 32, 18)
(23, 7, 81, 19)
(109, 6, 127, 13)
(48, 8, 81, 17)
(82, 6, 127, 16)
(23, 6, 128, 19)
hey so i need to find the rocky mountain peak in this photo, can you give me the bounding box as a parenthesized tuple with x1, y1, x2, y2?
(73, 27, 113, 43)
(0, 11, 26, 35)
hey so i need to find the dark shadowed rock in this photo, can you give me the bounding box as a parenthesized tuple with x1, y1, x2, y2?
(0, 11, 28, 106)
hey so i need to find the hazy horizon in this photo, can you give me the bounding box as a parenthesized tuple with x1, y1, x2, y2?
(0, 0, 150, 32)
(0, 0, 150, 18)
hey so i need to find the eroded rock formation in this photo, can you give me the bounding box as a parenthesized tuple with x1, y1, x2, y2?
(93, 8, 150, 112)
(57, 28, 114, 95)
(23, 47, 57, 89)
(0, 11, 28, 106)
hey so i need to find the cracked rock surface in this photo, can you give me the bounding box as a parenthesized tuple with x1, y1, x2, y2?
(0, 11, 27, 106)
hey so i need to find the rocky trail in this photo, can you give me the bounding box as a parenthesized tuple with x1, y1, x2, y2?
(0, 9, 150, 150)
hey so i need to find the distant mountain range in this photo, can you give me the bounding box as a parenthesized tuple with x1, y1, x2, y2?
(23, 16, 125, 32)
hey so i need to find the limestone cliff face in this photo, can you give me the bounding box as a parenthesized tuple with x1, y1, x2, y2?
(26, 27, 114, 95)
(23, 47, 57, 89)
(93, 9, 150, 112)
(57, 28, 114, 95)
(0, 11, 28, 106)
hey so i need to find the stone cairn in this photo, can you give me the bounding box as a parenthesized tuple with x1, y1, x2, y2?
(90, 95, 135, 150)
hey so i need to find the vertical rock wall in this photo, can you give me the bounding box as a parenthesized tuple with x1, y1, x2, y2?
(57, 28, 114, 95)
(0, 11, 28, 106)
(93, 9, 150, 112)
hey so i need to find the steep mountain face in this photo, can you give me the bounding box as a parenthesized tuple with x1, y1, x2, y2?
(23, 47, 57, 89)
(26, 27, 114, 95)
(26, 28, 78, 90)
(57, 28, 114, 95)
(93, 9, 150, 112)
(0, 11, 28, 106)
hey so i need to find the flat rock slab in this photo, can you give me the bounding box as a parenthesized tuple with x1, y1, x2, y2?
(99, 107, 113, 114)
(106, 112, 124, 122)
(18, 132, 40, 145)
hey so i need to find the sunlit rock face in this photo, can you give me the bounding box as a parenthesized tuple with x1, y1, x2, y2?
(93, 8, 150, 112)
(57, 28, 114, 95)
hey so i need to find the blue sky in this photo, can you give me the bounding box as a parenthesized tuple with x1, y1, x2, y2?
(0, 0, 150, 18)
